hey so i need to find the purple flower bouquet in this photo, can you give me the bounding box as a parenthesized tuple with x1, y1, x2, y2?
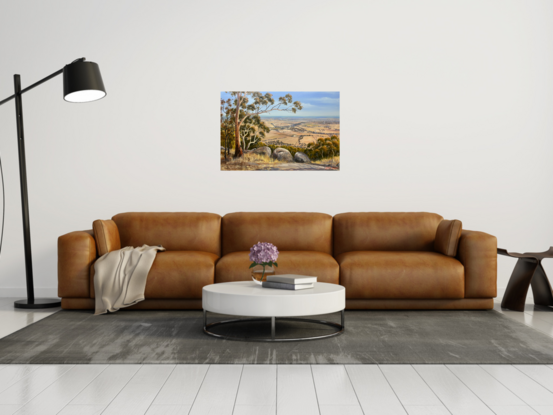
(249, 242, 279, 282)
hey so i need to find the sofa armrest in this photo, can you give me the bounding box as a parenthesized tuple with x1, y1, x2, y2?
(457, 230, 497, 298)
(92, 219, 121, 256)
(58, 230, 97, 298)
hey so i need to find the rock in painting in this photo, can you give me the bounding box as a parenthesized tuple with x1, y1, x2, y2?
(251, 146, 272, 157)
(271, 148, 293, 162)
(294, 152, 310, 163)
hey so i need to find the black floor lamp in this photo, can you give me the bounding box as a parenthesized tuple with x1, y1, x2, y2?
(0, 58, 106, 309)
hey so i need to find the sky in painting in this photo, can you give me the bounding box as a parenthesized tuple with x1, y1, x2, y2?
(220, 91, 339, 117)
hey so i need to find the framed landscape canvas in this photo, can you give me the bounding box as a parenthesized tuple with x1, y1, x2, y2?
(221, 91, 340, 171)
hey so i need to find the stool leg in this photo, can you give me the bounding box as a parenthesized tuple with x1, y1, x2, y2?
(271, 317, 275, 340)
(502, 258, 538, 311)
(531, 262, 553, 307)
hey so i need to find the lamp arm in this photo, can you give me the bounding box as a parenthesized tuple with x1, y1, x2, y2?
(0, 58, 85, 107)
(0, 69, 63, 107)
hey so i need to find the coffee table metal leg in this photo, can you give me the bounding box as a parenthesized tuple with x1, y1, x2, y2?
(203, 310, 345, 342)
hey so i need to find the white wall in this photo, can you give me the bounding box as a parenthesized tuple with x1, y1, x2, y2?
(0, 0, 552, 297)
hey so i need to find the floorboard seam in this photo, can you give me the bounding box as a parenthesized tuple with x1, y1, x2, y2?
(310, 365, 322, 415)
(275, 364, 278, 415)
(478, 365, 535, 409)
(97, 364, 141, 415)
(0, 364, 42, 395)
(512, 364, 553, 395)
(231, 365, 244, 415)
(375, 364, 409, 414)
(55, 364, 109, 415)
(444, 364, 497, 415)
(22, 364, 76, 407)
(188, 364, 210, 414)
(411, 365, 453, 415)
(344, 364, 366, 415)
(143, 364, 177, 415)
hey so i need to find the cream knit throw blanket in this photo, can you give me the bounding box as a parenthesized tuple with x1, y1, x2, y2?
(94, 245, 165, 315)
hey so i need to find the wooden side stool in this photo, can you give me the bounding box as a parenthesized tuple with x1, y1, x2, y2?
(498, 247, 553, 312)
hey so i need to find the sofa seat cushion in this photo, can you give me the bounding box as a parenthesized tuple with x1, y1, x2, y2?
(91, 251, 218, 299)
(336, 251, 464, 299)
(215, 251, 340, 284)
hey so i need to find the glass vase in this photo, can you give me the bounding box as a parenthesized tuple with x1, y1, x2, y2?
(251, 265, 275, 283)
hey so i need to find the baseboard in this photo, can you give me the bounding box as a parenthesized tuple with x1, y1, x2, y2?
(0, 287, 59, 298)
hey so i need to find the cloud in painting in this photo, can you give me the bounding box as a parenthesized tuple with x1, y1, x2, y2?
(311, 97, 339, 104)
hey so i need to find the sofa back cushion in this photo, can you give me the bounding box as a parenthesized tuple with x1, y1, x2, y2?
(333, 212, 443, 256)
(112, 212, 221, 256)
(222, 212, 333, 255)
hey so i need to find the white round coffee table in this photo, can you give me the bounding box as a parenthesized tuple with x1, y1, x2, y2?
(202, 281, 346, 342)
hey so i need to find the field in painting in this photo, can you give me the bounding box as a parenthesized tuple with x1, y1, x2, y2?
(262, 117, 340, 147)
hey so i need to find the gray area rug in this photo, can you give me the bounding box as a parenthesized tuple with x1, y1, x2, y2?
(0, 310, 552, 364)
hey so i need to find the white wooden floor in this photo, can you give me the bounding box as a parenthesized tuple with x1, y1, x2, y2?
(1, 297, 553, 415)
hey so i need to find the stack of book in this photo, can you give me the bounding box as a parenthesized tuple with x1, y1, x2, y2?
(261, 274, 317, 290)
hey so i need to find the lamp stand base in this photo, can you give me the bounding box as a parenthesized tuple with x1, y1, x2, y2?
(14, 299, 61, 309)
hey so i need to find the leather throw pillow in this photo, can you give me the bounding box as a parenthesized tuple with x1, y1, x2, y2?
(434, 219, 462, 257)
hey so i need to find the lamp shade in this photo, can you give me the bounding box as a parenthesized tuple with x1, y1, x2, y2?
(63, 61, 106, 103)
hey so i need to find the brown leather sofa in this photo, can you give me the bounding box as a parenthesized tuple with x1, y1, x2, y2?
(58, 212, 497, 310)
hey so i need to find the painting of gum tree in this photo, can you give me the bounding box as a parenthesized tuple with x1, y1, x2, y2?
(230, 92, 303, 157)
(221, 91, 340, 171)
